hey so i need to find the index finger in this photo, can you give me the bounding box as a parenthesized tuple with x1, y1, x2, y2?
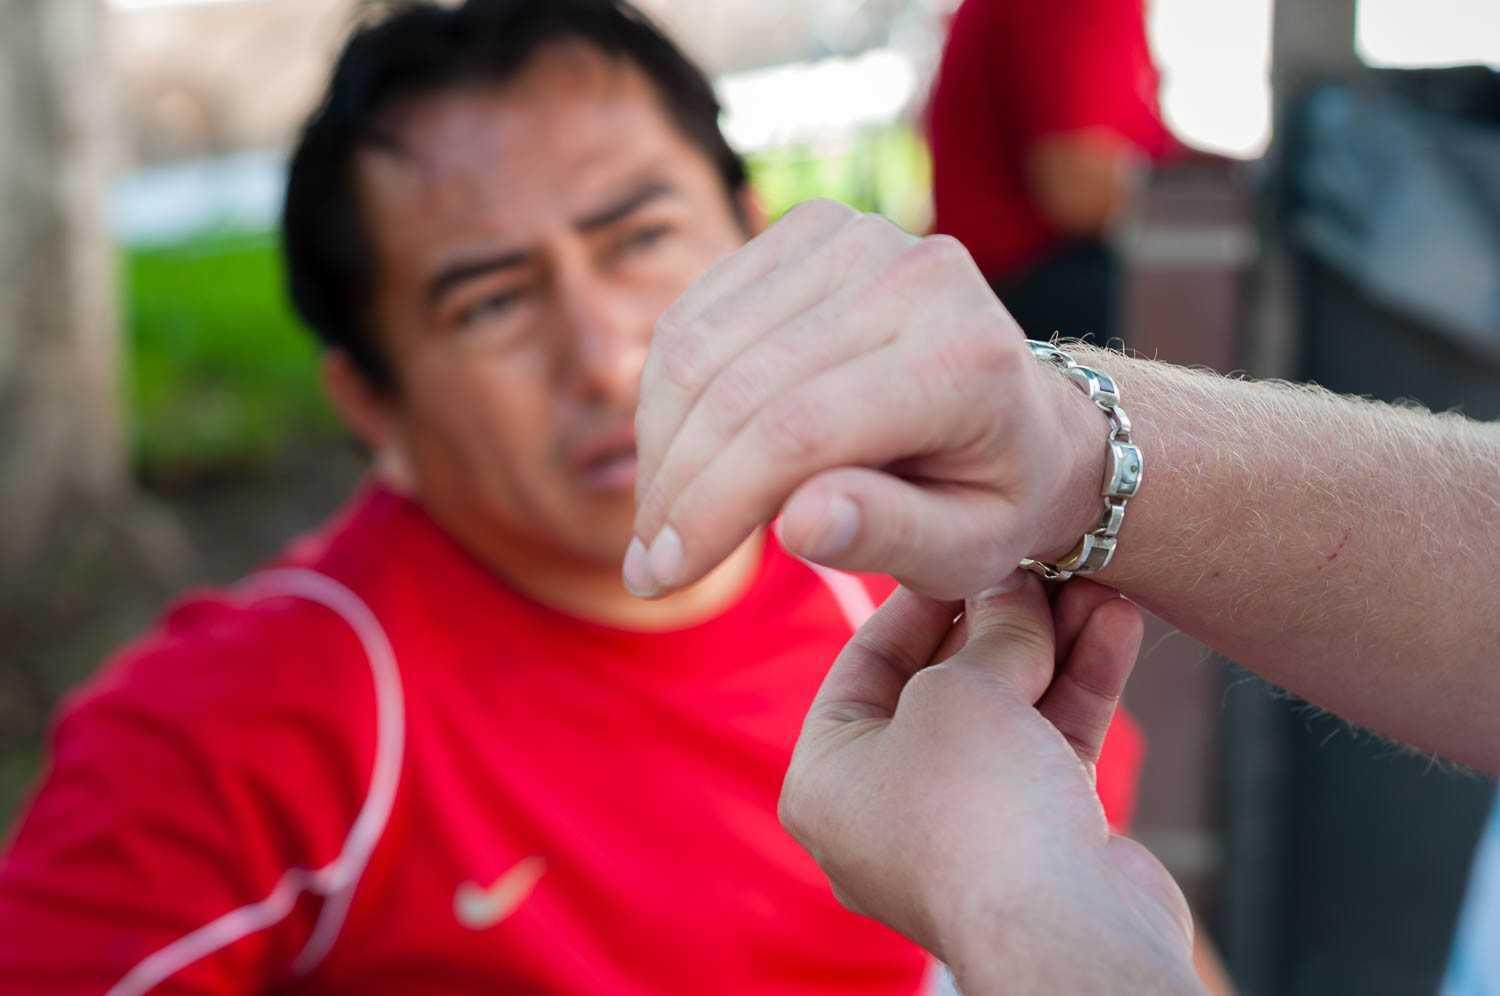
(635, 199, 858, 494)
(805, 586, 959, 734)
(1036, 591, 1142, 768)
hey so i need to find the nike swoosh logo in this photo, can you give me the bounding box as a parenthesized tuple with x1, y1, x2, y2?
(454, 855, 548, 930)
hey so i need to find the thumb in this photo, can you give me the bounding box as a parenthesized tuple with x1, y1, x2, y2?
(804, 586, 960, 734)
(957, 572, 1057, 704)
(778, 466, 1024, 601)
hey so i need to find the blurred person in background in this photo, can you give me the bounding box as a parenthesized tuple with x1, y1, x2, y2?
(0, 2, 1158, 993)
(925, 0, 1176, 344)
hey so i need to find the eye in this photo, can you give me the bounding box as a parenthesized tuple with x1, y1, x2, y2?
(620, 223, 671, 254)
(457, 289, 521, 328)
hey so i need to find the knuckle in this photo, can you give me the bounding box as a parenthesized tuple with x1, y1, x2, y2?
(882, 233, 981, 298)
(883, 236, 946, 289)
(899, 662, 961, 709)
(976, 327, 1025, 378)
(692, 294, 739, 337)
(656, 321, 711, 394)
(651, 302, 686, 348)
(978, 617, 1053, 663)
(1060, 727, 1100, 760)
(880, 237, 1005, 344)
(699, 361, 765, 436)
(1058, 666, 1125, 711)
(825, 220, 872, 269)
(758, 394, 832, 464)
(790, 197, 859, 230)
(847, 630, 920, 685)
(825, 212, 901, 273)
(958, 310, 1017, 359)
(919, 233, 970, 264)
(863, 494, 917, 571)
(841, 210, 896, 244)
(776, 775, 808, 839)
(904, 233, 969, 273)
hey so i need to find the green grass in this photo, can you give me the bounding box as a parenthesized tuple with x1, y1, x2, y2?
(124, 231, 336, 484)
(122, 127, 931, 482)
(749, 125, 931, 228)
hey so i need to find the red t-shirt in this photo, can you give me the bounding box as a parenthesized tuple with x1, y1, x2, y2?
(0, 485, 1142, 994)
(926, 0, 1175, 279)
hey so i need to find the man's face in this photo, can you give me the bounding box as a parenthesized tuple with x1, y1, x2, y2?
(355, 45, 750, 567)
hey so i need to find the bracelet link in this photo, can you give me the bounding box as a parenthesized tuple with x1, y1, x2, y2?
(1098, 498, 1126, 538)
(1106, 440, 1144, 498)
(1018, 340, 1141, 582)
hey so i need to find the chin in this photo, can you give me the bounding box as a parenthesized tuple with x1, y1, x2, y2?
(557, 495, 636, 562)
(562, 532, 634, 569)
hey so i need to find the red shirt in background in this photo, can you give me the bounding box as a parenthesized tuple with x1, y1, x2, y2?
(0, 485, 1143, 994)
(927, 0, 1176, 280)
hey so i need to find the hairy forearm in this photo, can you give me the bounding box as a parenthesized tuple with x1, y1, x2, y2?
(1067, 345, 1500, 770)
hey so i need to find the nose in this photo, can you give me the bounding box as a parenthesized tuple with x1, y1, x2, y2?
(555, 268, 650, 407)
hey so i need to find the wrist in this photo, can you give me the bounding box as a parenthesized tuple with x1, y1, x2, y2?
(930, 853, 1097, 992)
(1036, 357, 1112, 562)
(939, 861, 1202, 995)
(1022, 341, 1143, 582)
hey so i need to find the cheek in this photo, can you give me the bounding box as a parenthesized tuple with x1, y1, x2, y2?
(404, 353, 559, 479)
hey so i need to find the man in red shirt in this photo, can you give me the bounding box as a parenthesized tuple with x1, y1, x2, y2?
(926, 0, 1176, 345)
(0, 2, 1142, 992)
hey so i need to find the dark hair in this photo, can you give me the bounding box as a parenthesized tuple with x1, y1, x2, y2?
(282, 0, 747, 390)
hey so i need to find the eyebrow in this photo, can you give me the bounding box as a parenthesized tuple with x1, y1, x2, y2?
(574, 179, 676, 232)
(424, 180, 679, 307)
(425, 248, 530, 306)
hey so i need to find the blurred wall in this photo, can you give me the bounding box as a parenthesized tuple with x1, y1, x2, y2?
(106, 0, 941, 169)
(109, 0, 357, 167)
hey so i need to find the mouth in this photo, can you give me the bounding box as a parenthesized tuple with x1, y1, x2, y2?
(578, 445, 637, 493)
(572, 429, 639, 494)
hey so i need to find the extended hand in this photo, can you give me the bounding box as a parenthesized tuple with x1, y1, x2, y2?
(627, 200, 1105, 600)
(779, 577, 1201, 994)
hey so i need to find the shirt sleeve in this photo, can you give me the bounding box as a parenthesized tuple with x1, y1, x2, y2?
(998, 0, 1174, 156)
(0, 599, 376, 995)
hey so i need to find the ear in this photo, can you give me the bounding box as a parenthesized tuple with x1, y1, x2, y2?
(737, 185, 768, 238)
(322, 350, 397, 452)
(323, 351, 419, 491)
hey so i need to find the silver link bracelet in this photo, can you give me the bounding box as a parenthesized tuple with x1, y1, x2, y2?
(1018, 340, 1142, 582)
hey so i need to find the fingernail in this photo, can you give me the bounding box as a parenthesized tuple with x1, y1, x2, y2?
(622, 537, 658, 597)
(647, 525, 685, 590)
(975, 569, 1027, 601)
(804, 494, 860, 560)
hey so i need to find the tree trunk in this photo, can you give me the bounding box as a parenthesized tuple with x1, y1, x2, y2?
(0, 1, 193, 761)
(0, 0, 125, 572)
